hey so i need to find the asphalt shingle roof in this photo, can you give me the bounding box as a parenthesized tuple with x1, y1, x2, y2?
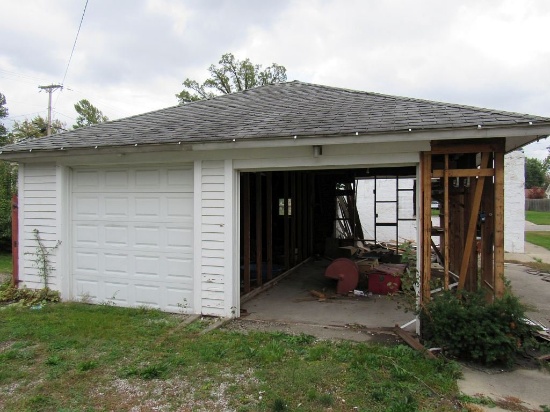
(2, 81, 549, 153)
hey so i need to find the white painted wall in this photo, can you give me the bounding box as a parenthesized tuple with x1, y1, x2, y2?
(504, 151, 525, 253)
(18, 162, 60, 289)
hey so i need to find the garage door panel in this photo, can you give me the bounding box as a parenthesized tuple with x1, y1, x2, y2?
(105, 170, 129, 187)
(104, 281, 129, 304)
(103, 253, 129, 276)
(135, 169, 161, 187)
(135, 255, 161, 278)
(74, 251, 99, 273)
(104, 225, 129, 247)
(165, 288, 193, 312)
(74, 279, 99, 300)
(166, 257, 193, 280)
(74, 196, 100, 218)
(71, 165, 194, 312)
(134, 197, 160, 217)
(167, 195, 193, 217)
(134, 284, 161, 307)
(74, 170, 99, 187)
(74, 224, 99, 247)
(104, 197, 129, 217)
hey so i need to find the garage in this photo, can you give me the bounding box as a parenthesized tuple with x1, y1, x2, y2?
(71, 165, 194, 311)
(3, 81, 550, 320)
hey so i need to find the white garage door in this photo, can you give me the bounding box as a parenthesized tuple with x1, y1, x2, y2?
(71, 165, 194, 312)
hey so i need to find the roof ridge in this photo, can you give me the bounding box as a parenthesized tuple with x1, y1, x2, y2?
(289, 81, 544, 120)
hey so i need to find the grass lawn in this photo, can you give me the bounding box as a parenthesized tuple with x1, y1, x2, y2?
(0, 253, 12, 273)
(0, 303, 463, 411)
(525, 231, 550, 251)
(525, 210, 550, 225)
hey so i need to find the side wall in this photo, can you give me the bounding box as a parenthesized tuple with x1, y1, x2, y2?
(18, 163, 60, 289)
(195, 159, 237, 316)
(504, 151, 525, 253)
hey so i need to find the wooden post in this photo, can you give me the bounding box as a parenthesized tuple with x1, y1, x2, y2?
(421, 152, 432, 304)
(242, 173, 251, 293)
(494, 150, 505, 297)
(443, 155, 449, 289)
(458, 152, 490, 290)
(481, 162, 495, 293)
(11, 195, 18, 287)
(290, 172, 296, 267)
(266, 172, 273, 281)
(300, 172, 304, 263)
(255, 174, 263, 287)
(284, 171, 289, 270)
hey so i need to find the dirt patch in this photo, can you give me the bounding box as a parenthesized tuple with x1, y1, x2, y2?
(222, 318, 406, 345)
(0, 273, 10, 284)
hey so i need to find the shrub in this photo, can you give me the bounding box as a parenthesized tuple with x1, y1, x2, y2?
(421, 289, 535, 366)
(0, 284, 60, 306)
(525, 187, 546, 199)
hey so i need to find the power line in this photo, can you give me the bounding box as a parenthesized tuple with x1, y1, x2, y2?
(54, 0, 89, 110)
(60, 0, 89, 88)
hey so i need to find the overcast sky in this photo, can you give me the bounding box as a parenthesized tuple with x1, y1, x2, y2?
(1, 0, 549, 158)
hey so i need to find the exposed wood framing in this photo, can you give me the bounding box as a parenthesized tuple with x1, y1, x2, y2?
(421, 152, 432, 304)
(266, 172, 273, 281)
(242, 173, 251, 293)
(256, 174, 263, 287)
(423, 138, 506, 303)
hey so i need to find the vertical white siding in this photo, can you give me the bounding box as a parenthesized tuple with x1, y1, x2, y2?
(200, 160, 227, 316)
(504, 151, 525, 253)
(19, 163, 59, 289)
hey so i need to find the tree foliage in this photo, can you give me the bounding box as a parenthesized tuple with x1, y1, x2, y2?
(524, 157, 548, 190)
(73, 99, 108, 129)
(176, 52, 287, 103)
(0, 93, 8, 143)
(10, 116, 65, 141)
(0, 93, 16, 250)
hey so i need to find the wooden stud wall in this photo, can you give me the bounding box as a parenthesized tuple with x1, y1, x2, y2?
(240, 171, 314, 295)
(421, 138, 506, 303)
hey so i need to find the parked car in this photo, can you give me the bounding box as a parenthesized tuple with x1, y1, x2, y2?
(431, 200, 440, 209)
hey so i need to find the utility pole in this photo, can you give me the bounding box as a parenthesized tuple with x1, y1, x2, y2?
(38, 84, 63, 136)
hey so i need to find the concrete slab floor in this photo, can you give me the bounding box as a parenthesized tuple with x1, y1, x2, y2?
(241, 259, 416, 332)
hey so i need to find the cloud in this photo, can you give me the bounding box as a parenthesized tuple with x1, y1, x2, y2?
(1, 0, 549, 157)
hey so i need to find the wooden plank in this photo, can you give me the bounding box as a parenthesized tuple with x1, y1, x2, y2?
(242, 173, 251, 293)
(394, 326, 437, 359)
(266, 172, 273, 281)
(302, 173, 308, 260)
(430, 138, 505, 154)
(284, 171, 290, 270)
(309, 173, 314, 256)
(443, 154, 449, 290)
(481, 166, 494, 293)
(458, 152, 490, 290)
(256, 173, 263, 287)
(432, 168, 494, 178)
(494, 150, 505, 298)
(421, 152, 432, 304)
(300, 172, 303, 262)
(291, 172, 296, 267)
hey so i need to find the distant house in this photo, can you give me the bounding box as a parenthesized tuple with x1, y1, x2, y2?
(1, 81, 548, 316)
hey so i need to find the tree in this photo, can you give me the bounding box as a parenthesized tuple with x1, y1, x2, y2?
(176, 52, 287, 103)
(73, 99, 108, 129)
(524, 157, 548, 189)
(10, 115, 65, 141)
(0, 93, 8, 143)
(0, 93, 16, 250)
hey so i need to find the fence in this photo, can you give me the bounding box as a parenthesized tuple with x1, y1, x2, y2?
(525, 198, 550, 212)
